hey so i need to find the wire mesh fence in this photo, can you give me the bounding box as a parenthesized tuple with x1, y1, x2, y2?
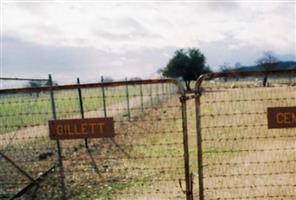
(0, 79, 189, 200)
(0, 89, 59, 199)
(193, 70, 296, 200)
(2, 70, 295, 200)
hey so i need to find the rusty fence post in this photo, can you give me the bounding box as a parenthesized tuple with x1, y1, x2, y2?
(161, 81, 165, 101)
(139, 83, 144, 113)
(101, 76, 107, 117)
(156, 83, 159, 104)
(168, 83, 171, 98)
(180, 94, 193, 200)
(48, 74, 66, 200)
(150, 84, 153, 106)
(195, 91, 204, 200)
(77, 78, 89, 149)
(125, 77, 131, 120)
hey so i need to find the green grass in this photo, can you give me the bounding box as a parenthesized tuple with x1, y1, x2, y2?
(0, 83, 173, 134)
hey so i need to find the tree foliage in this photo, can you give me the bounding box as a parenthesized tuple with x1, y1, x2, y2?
(101, 76, 113, 83)
(256, 52, 279, 71)
(26, 80, 57, 88)
(256, 51, 280, 87)
(161, 48, 211, 90)
(26, 80, 58, 97)
(27, 80, 43, 88)
(219, 62, 232, 82)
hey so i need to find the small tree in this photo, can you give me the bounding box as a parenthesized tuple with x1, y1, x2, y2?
(130, 77, 142, 81)
(256, 52, 279, 87)
(161, 48, 211, 90)
(26, 80, 43, 98)
(219, 62, 232, 82)
(101, 76, 113, 82)
(27, 80, 43, 88)
(26, 80, 58, 97)
(234, 62, 241, 69)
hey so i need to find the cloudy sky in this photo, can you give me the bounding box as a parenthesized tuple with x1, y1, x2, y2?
(1, 0, 295, 84)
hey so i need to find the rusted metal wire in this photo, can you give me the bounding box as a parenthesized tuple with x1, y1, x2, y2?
(0, 151, 36, 183)
(193, 69, 296, 200)
(0, 78, 180, 94)
(0, 78, 188, 200)
(0, 77, 49, 81)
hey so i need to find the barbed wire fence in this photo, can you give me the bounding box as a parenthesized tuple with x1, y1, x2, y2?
(1, 70, 295, 200)
(0, 76, 191, 200)
(192, 70, 296, 200)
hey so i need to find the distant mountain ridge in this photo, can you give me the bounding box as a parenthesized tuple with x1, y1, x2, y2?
(233, 61, 296, 72)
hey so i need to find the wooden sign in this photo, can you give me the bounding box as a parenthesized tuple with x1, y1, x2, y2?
(267, 107, 296, 129)
(49, 117, 115, 140)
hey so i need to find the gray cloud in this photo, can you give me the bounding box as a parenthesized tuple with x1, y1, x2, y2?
(118, 18, 143, 30)
(95, 29, 162, 41)
(2, 36, 177, 83)
(3, 36, 99, 72)
(94, 17, 162, 41)
(206, 1, 239, 12)
(200, 37, 296, 69)
(3, 36, 122, 82)
(16, 2, 48, 15)
(3, 35, 295, 84)
(95, 30, 133, 41)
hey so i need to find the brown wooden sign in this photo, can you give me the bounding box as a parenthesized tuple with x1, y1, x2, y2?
(267, 107, 296, 129)
(49, 117, 115, 140)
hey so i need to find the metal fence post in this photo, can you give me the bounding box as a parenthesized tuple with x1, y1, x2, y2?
(166, 83, 168, 100)
(156, 83, 159, 104)
(161, 81, 164, 101)
(101, 76, 107, 117)
(48, 74, 66, 200)
(166, 83, 169, 99)
(195, 92, 204, 200)
(180, 95, 193, 200)
(125, 78, 131, 120)
(77, 78, 88, 148)
(139, 83, 144, 113)
(150, 84, 153, 106)
(166, 83, 169, 98)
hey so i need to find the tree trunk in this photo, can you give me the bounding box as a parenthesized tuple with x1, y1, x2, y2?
(185, 81, 191, 91)
(263, 74, 268, 87)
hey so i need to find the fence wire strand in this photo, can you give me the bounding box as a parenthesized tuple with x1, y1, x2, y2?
(192, 75, 296, 200)
(0, 80, 186, 200)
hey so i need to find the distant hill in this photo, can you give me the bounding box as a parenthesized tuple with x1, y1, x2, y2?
(233, 61, 296, 72)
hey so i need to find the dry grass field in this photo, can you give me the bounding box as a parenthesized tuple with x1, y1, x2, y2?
(188, 84, 296, 200)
